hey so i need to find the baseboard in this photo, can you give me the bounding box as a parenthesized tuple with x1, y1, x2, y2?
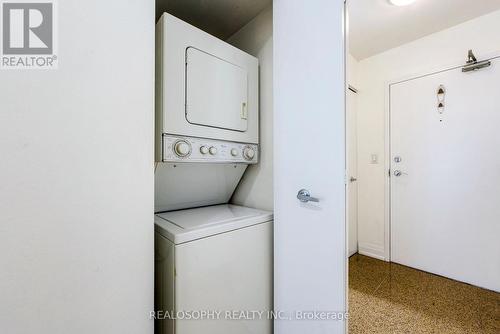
(358, 243, 387, 261)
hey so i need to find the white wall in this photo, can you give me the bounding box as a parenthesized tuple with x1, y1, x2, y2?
(0, 1, 155, 333)
(228, 6, 274, 212)
(348, 54, 359, 88)
(356, 9, 500, 260)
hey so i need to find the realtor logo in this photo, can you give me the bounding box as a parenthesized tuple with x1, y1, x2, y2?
(1, 0, 57, 69)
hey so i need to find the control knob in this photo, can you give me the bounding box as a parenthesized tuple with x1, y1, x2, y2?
(231, 148, 239, 157)
(173, 140, 191, 157)
(243, 147, 255, 161)
(209, 146, 218, 155)
(200, 146, 209, 155)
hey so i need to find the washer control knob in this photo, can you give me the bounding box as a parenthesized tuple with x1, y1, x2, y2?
(231, 148, 239, 157)
(200, 146, 209, 155)
(243, 147, 255, 160)
(174, 140, 191, 157)
(209, 146, 218, 155)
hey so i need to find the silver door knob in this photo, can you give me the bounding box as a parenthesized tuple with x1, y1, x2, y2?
(350, 177, 357, 182)
(297, 189, 319, 203)
(393, 170, 407, 177)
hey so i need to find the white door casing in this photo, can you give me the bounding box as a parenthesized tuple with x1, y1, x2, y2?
(390, 57, 500, 292)
(347, 89, 358, 257)
(274, 1, 347, 333)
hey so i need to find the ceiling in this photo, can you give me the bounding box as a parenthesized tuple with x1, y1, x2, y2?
(349, 0, 500, 60)
(156, 0, 271, 40)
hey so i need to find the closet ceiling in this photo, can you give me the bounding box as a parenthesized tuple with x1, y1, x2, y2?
(349, 0, 500, 60)
(156, 0, 271, 40)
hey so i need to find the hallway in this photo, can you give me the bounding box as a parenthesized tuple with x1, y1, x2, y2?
(349, 254, 500, 333)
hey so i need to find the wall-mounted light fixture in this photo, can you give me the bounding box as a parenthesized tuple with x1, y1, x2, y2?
(388, 0, 417, 6)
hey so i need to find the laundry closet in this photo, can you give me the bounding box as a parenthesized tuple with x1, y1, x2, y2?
(153, 1, 274, 333)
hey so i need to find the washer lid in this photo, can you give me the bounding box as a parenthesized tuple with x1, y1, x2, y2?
(155, 204, 273, 244)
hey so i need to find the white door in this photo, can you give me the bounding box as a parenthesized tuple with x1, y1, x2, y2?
(347, 89, 358, 257)
(274, 1, 347, 333)
(390, 57, 500, 292)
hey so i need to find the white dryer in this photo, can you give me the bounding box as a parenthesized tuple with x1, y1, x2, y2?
(155, 204, 273, 334)
(155, 13, 259, 162)
(154, 13, 260, 213)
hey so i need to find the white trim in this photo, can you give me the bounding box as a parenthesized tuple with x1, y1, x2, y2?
(358, 242, 386, 261)
(383, 80, 391, 262)
(388, 50, 500, 85)
(343, 3, 348, 333)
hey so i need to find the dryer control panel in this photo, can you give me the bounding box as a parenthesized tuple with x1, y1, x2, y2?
(162, 135, 258, 164)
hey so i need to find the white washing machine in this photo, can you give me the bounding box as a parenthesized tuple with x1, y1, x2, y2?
(155, 204, 273, 334)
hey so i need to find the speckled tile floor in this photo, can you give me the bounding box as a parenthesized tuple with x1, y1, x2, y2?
(348, 254, 500, 334)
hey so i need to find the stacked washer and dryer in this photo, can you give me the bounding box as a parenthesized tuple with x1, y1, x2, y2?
(154, 14, 273, 334)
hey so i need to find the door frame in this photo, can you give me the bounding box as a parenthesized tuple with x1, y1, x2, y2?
(385, 51, 500, 262)
(347, 87, 359, 258)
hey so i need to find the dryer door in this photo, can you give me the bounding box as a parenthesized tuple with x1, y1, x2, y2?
(185, 47, 248, 132)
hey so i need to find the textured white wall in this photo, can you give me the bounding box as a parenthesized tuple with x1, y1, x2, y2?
(356, 9, 500, 260)
(0, 1, 155, 333)
(228, 6, 274, 211)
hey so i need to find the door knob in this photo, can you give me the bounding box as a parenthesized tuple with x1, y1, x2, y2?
(393, 170, 407, 177)
(350, 177, 357, 182)
(297, 189, 319, 203)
